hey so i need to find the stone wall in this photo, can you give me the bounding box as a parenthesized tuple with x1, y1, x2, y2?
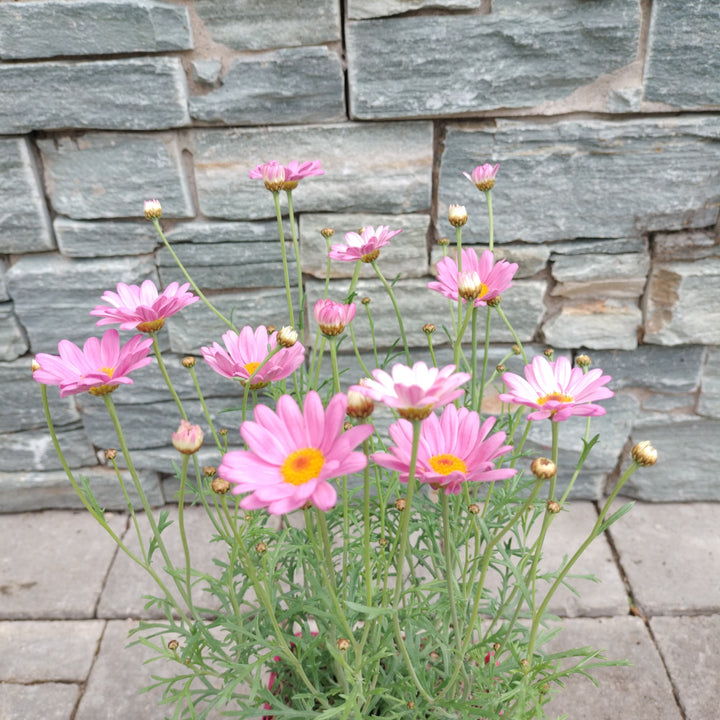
(1, 0, 718, 511)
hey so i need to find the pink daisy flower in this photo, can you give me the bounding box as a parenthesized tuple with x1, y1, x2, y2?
(249, 160, 324, 191)
(313, 299, 356, 336)
(428, 247, 518, 307)
(90, 279, 198, 333)
(200, 326, 305, 389)
(463, 163, 500, 191)
(328, 225, 403, 264)
(372, 405, 517, 494)
(218, 391, 374, 515)
(32, 329, 153, 398)
(498, 355, 614, 422)
(350, 362, 470, 421)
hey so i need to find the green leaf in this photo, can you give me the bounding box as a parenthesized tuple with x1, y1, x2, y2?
(597, 500, 635, 535)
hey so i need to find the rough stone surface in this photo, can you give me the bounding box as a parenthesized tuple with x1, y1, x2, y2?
(0, 620, 104, 682)
(6, 254, 157, 352)
(653, 230, 720, 262)
(194, 0, 340, 50)
(0, 0, 192, 60)
(300, 213, 430, 279)
(166, 220, 295, 244)
(37, 133, 194, 219)
(606, 86, 643, 113)
(0, 137, 54, 253)
(0, 260, 7, 301)
(0, 58, 190, 133)
(698, 347, 720, 418)
(550, 252, 650, 299)
(348, 0, 482, 19)
(190, 47, 345, 125)
(644, 258, 720, 345)
(609, 502, 720, 613)
(543, 300, 642, 351)
(191, 58, 222, 85)
(193, 122, 433, 220)
(486, 244, 550, 278)
(644, 0, 720, 108)
(0, 425, 96, 473)
(54, 219, 160, 257)
(651, 615, 720, 720)
(622, 420, 720, 501)
(0, 511, 126, 617)
(0, 683, 79, 720)
(440, 117, 720, 243)
(549, 237, 647, 256)
(590, 345, 704, 393)
(546, 617, 683, 720)
(0, 304, 28, 361)
(347, 0, 640, 118)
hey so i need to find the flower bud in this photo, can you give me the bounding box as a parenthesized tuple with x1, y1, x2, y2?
(407, 701, 416, 710)
(343, 421, 353, 432)
(448, 204, 468, 228)
(378, 537, 388, 547)
(496, 364, 506, 374)
(320, 227, 335, 239)
(512, 344, 522, 355)
(172, 419, 204, 455)
(458, 270, 483, 301)
(361, 296, 371, 305)
(336, 638, 350, 652)
(438, 237, 450, 246)
(181, 356, 196, 369)
(143, 199, 162, 220)
(546, 500, 561, 514)
(255, 542, 267, 554)
(576, 354, 592, 369)
(531, 457, 557, 481)
(346, 389, 374, 419)
(423, 323, 436, 335)
(203, 465, 217, 477)
(493, 642, 501, 652)
(31, 358, 41, 372)
(394, 498, 407, 511)
(487, 295, 502, 307)
(468, 503, 480, 515)
(520, 658, 530, 672)
(277, 326, 298, 348)
(168, 639, 179, 651)
(632, 441, 658, 467)
(105, 448, 117, 461)
(211, 477, 231, 494)
(265, 325, 276, 335)
(543, 347, 554, 359)
(218, 428, 228, 437)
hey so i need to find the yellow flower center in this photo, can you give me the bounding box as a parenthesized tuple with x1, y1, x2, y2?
(99, 366, 115, 378)
(280, 447, 325, 486)
(136, 318, 165, 333)
(428, 453, 467, 476)
(244, 361, 261, 376)
(537, 392, 574, 406)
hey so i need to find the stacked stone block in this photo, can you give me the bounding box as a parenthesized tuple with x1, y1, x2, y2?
(1, 0, 718, 510)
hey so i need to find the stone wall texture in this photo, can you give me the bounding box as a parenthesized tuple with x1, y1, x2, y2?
(1, 0, 718, 509)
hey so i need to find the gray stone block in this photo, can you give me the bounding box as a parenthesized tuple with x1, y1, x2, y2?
(606, 86, 643, 113)
(0, 259, 8, 301)
(191, 58, 222, 86)
(698, 347, 720, 418)
(0, 683, 79, 720)
(0, 510, 126, 617)
(644, 0, 720, 108)
(0, 137, 54, 253)
(300, 213, 430, 279)
(166, 220, 295, 244)
(0, 0, 192, 59)
(486, 244, 549, 279)
(549, 237, 647, 256)
(0, 425, 96, 473)
(439, 116, 720, 243)
(38, 133, 194, 219)
(193, 122, 433, 220)
(0, 359, 80, 434)
(640, 392, 695, 414)
(6, 254, 158, 352)
(622, 420, 720, 501)
(644, 258, 720, 345)
(157, 241, 297, 290)
(609, 502, 720, 612)
(543, 300, 642, 351)
(651, 615, 720, 720)
(653, 230, 720, 262)
(0, 620, 104, 682)
(0, 303, 28, 361)
(589, 345, 704, 393)
(347, 0, 639, 118)
(194, 0, 340, 50)
(348, 0, 481, 19)
(0, 58, 190, 133)
(189, 47, 345, 125)
(54, 219, 160, 257)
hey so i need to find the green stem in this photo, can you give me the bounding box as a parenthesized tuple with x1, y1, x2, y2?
(363, 301, 379, 369)
(371, 261, 411, 364)
(426, 330, 438, 367)
(347, 261, 361, 303)
(455, 226, 463, 332)
(329, 336, 342, 394)
(178, 453, 193, 604)
(272, 191, 295, 328)
(151, 334, 187, 420)
(494, 305, 528, 363)
(475, 306, 492, 413)
(440, 490, 464, 660)
(187, 364, 223, 452)
(285, 190, 305, 333)
(485, 190, 494, 251)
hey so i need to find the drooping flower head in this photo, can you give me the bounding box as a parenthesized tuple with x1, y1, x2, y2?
(463, 163, 500, 192)
(249, 160, 324, 191)
(314, 299, 356, 336)
(372, 405, 517, 494)
(498, 355, 614, 422)
(428, 247, 518, 307)
(200, 326, 305, 389)
(329, 225, 403, 264)
(172, 419, 204, 455)
(350, 362, 470, 421)
(32, 329, 153, 398)
(90, 279, 198, 333)
(218, 391, 374, 515)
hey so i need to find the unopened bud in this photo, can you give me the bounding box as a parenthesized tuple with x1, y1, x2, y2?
(361, 296, 371, 305)
(346, 389, 374, 419)
(378, 537, 388, 547)
(168, 640, 179, 651)
(438, 237, 450, 246)
(143, 199, 162, 220)
(468, 503, 480, 515)
(632, 441, 658, 467)
(512, 344, 522, 355)
(265, 325, 276, 335)
(487, 295, 501, 307)
(277, 326, 298, 348)
(546, 500, 561, 514)
(336, 638, 350, 651)
(407, 701, 415, 709)
(543, 348, 554, 359)
(423, 323, 436, 335)
(520, 659, 530, 672)
(493, 642, 501, 652)
(172, 419, 204, 455)
(531, 457, 557, 481)
(211, 477, 231, 494)
(203, 465, 217, 477)
(576, 354, 592, 369)
(255, 542, 267, 554)
(540, 682, 550, 695)
(394, 498, 406, 511)
(320, 227, 335, 239)
(105, 448, 117, 461)
(448, 204, 468, 227)
(343, 421, 353, 432)
(218, 428, 228, 437)
(458, 270, 483, 301)
(181, 356, 196, 368)
(496, 364, 506, 374)
(31, 359, 41, 372)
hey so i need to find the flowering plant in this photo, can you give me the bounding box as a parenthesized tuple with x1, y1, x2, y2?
(36, 163, 656, 719)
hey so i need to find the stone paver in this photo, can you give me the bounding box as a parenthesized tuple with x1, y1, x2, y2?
(0, 510, 126, 619)
(608, 502, 720, 615)
(0, 620, 104, 682)
(651, 615, 720, 720)
(0, 682, 79, 720)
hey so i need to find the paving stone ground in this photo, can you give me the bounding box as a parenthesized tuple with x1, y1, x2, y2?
(1, 501, 718, 719)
